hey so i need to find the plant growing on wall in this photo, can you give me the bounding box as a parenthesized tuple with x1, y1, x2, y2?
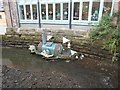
(90, 14, 120, 62)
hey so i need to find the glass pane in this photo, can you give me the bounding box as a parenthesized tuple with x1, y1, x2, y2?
(63, 3, 68, 20)
(103, 0, 112, 15)
(32, 4, 37, 20)
(91, 1, 100, 21)
(41, 4, 46, 20)
(20, 5, 25, 19)
(48, 4, 53, 20)
(82, 2, 89, 20)
(73, 2, 80, 20)
(26, 5, 31, 19)
(55, 4, 61, 20)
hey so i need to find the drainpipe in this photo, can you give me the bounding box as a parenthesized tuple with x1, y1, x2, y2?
(69, 0, 72, 29)
(8, 0, 13, 27)
(38, 0, 41, 28)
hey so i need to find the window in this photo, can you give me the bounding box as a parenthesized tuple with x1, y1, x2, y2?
(41, 4, 46, 20)
(55, 4, 61, 20)
(26, 5, 31, 19)
(91, 1, 100, 21)
(32, 4, 37, 20)
(48, 4, 53, 20)
(82, 2, 89, 20)
(103, 0, 112, 15)
(63, 3, 68, 20)
(20, 5, 25, 19)
(73, 2, 80, 20)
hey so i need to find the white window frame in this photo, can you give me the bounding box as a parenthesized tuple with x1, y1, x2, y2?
(17, 0, 114, 25)
(31, 4, 38, 20)
(90, 0, 101, 23)
(47, 3, 54, 21)
(72, 0, 81, 24)
(81, 0, 90, 22)
(55, 3, 61, 21)
(18, 0, 38, 23)
(40, 0, 70, 24)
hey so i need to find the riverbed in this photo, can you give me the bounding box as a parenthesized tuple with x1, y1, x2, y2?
(2, 46, 118, 88)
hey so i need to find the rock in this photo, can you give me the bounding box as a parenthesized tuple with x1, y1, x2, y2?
(34, 78, 37, 81)
(14, 80, 17, 83)
(101, 68, 104, 71)
(15, 82, 19, 85)
(105, 69, 108, 72)
(65, 60, 70, 63)
(22, 78, 25, 81)
(48, 77, 51, 80)
(28, 86, 32, 88)
(5, 69, 10, 73)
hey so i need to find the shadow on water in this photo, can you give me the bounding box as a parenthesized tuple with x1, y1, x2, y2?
(2, 47, 118, 88)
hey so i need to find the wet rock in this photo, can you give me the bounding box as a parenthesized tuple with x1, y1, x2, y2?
(34, 78, 37, 81)
(14, 80, 17, 83)
(5, 69, 10, 73)
(28, 74, 33, 79)
(48, 77, 51, 80)
(22, 78, 25, 81)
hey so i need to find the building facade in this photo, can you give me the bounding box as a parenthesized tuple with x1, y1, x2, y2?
(3, 0, 120, 30)
(0, 0, 7, 27)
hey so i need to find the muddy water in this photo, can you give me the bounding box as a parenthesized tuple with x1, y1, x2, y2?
(2, 47, 118, 88)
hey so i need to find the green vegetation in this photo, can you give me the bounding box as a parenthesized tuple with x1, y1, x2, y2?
(90, 14, 120, 62)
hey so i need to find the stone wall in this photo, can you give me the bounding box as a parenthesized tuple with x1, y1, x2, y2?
(4, 27, 90, 48)
(113, 0, 120, 24)
(3, 0, 19, 28)
(0, 12, 7, 27)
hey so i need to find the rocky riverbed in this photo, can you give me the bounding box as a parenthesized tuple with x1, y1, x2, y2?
(2, 65, 82, 88)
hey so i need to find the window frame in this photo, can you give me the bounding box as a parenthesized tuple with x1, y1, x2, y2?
(18, 0, 38, 23)
(72, 0, 81, 23)
(17, 0, 114, 25)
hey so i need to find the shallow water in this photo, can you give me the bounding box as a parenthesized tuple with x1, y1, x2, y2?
(2, 47, 118, 88)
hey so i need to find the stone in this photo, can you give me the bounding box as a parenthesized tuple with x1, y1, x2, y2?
(14, 80, 17, 83)
(101, 68, 104, 71)
(22, 78, 25, 81)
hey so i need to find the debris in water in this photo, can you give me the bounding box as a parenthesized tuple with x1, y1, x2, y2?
(80, 54, 84, 60)
(75, 56, 79, 59)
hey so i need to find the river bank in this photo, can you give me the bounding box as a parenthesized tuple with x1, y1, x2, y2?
(2, 46, 118, 88)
